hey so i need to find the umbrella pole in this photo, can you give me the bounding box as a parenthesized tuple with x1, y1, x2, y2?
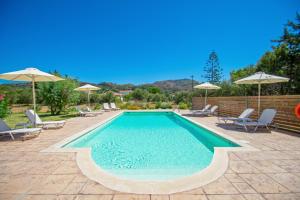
(88, 90, 90, 108)
(205, 89, 208, 106)
(258, 83, 261, 117)
(32, 77, 36, 127)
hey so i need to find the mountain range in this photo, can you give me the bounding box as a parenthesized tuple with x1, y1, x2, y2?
(94, 79, 200, 92)
(1, 79, 201, 93)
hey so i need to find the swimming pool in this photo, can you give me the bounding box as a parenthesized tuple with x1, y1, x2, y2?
(65, 112, 239, 181)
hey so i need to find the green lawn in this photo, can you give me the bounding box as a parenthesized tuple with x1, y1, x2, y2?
(4, 112, 78, 128)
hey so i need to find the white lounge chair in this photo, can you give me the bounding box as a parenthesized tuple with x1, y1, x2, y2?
(0, 119, 42, 140)
(110, 103, 120, 110)
(76, 107, 97, 117)
(76, 107, 103, 117)
(191, 104, 211, 114)
(86, 106, 104, 114)
(103, 103, 111, 111)
(234, 109, 277, 132)
(219, 108, 254, 124)
(193, 105, 218, 116)
(25, 110, 66, 129)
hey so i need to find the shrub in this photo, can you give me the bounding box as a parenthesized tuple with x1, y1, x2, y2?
(146, 103, 156, 109)
(178, 102, 188, 109)
(130, 89, 149, 101)
(160, 102, 172, 109)
(140, 102, 148, 109)
(94, 103, 101, 110)
(174, 92, 192, 104)
(38, 77, 80, 115)
(119, 102, 128, 109)
(0, 94, 10, 118)
(115, 97, 122, 105)
(127, 105, 142, 110)
(155, 102, 161, 109)
(101, 91, 115, 103)
(66, 106, 77, 113)
(90, 93, 101, 104)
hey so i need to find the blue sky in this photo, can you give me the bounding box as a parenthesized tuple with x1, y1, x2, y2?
(0, 0, 298, 84)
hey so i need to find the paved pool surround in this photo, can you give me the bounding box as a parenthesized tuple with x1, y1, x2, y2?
(1, 110, 300, 199)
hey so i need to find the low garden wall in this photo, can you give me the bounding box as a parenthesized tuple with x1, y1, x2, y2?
(192, 95, 300, 133)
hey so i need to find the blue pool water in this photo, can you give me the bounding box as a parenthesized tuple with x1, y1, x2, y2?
(65, 112, 239, 180)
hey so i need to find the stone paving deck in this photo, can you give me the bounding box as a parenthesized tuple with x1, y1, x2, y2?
(0, 111, 300, 200)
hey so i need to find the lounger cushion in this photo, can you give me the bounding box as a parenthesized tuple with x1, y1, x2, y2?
(220, 117, 238, 121)
(220, 117, 252, 122)
(234, 121, 265, 126)
(0, 128, 41, 134)
(38, 121, 65, 125)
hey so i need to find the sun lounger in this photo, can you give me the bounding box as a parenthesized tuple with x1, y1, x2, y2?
(76, 107, 97, 117)
(25, 110, 66, 129)
(191, 104, 211, 114)
(103, 103, 111, 111)
(76, 107, 103, 117)
(86, 107, 104, 114)
(234, 109, 277, 132)
(193, 105, 218, 116)
(0, 119, 42, 140)
(110, 103, 120, 110)
(219, 108, 254, 124)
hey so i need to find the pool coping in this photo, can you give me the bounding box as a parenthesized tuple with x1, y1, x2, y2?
(42, 110, 258, 194)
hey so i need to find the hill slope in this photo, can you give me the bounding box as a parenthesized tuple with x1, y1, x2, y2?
(0, 79, 200, 93)
(150, 79, 199, 92)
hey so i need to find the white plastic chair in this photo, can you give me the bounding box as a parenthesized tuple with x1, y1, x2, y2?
(110, 103, 120, 110)
(25, 110, 66, 129)
(194, 105, 218, 116)
(103, 103, 111, 111)
(191, 104, 211, 114)
(234, 109, 277, 132)
(0, 119, 41, 140)
(219, 108, 254, 124)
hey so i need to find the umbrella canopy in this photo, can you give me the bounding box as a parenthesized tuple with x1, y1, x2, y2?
(75, 84, 100, 106)
(0, 67, 63, 82)
(0, 67, 64, 126)
(194, 82, 221, 106)
(234, 71, 289, 85)
(75, 84, 100, 91)
(194, 82, 221, 90)
(235, 71, 289, 115)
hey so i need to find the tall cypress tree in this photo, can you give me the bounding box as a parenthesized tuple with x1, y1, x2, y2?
(203, 51, 223, 83)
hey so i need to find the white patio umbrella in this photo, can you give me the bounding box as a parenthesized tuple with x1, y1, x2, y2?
(194, 82, 221, 106)
(234, 71, 289, 115)
(74, 84, 100, 107)
(0, 67, 64, 126)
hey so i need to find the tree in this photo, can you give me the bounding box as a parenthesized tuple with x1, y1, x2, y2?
(38, 76, 79, 115)
(101, 91, 115, 103)
(230, 65, 258, 96)
(146, 86, 161, 94)
(229, 13, 300, 95)
(173, 92, 192, 104)
(203, 51, 223, 83)
(0, 84, 33, 104)
(148, 93, 167, 102)
(272, 13, 300, 94)
(130, 89, 149, 101)
(16, 87, 33, 104)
